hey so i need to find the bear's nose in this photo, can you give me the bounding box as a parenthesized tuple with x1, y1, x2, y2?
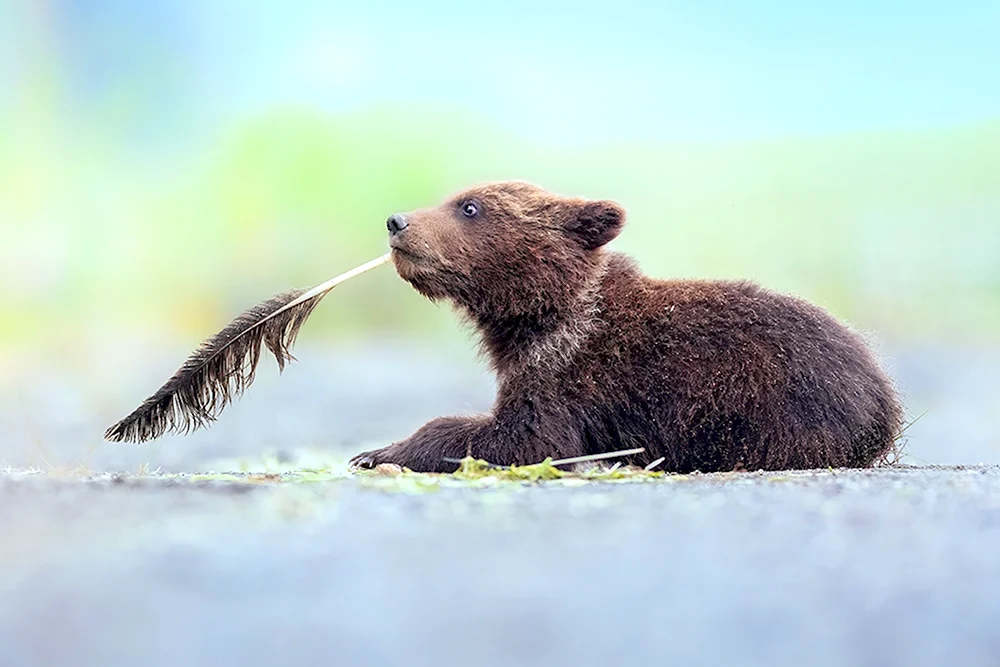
(386, 213, 408, 236)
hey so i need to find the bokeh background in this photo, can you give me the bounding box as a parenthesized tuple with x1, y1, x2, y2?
(1, 1, 999, 470)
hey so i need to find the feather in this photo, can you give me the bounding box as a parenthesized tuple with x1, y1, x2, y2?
(104, 253, 392, 443)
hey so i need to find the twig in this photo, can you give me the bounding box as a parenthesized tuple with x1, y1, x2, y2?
(549, 448, 645, 467)
(897, 408, 930, 438)
(443, 447, 645, 469)
(644, 456, 666, 471)
(881, 408, 932, 467)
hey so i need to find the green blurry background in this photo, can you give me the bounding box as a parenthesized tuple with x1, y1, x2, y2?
(2, 1, 999, 360)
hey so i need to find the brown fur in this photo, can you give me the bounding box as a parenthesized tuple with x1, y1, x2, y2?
(350, 181, 903, 473)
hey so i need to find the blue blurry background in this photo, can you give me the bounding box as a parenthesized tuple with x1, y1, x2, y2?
(1, 1, 998, 469)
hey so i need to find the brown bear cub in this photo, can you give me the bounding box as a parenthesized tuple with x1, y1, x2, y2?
(350, 181, 903, 474)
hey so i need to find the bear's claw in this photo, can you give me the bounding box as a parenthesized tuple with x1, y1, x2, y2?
(348, 449, 384, 471)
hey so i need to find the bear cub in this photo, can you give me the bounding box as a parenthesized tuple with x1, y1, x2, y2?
(350, 181, 902, 473)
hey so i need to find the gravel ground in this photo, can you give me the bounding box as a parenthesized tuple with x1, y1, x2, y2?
(2, 466, 1000, 667)
(1, 340, 999, 666)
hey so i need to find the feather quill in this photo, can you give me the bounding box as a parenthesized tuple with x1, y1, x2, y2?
(104, 253, 391, 443)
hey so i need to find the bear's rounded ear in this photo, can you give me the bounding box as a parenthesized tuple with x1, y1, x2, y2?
(566, 200, 625, 250)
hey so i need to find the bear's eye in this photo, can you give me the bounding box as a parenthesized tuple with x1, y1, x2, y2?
(461, 201, 480, 219)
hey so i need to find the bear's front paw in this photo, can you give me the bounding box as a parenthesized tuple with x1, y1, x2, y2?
(347, 448, 385, 471)
(349, 447, 394, 471)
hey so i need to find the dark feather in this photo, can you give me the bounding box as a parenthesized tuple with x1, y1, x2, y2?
(104, 287, 326, 443)
(105, 253, 390, 443)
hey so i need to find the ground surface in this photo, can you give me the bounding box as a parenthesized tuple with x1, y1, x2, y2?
(2, 466, 1000, 667)
(1, 341, 999, 666)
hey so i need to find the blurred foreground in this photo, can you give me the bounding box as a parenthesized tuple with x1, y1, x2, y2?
(2, 463, 999, 667)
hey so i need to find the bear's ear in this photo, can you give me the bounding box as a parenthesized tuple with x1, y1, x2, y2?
(565, 200, 625, 250)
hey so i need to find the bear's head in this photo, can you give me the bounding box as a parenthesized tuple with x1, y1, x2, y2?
(384, 181, 625, 325)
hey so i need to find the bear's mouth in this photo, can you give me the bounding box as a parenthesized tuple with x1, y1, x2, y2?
(389, 241, 431, 264)
(389, 246, 451, 300)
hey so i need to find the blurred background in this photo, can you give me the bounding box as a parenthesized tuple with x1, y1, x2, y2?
(1, 0, 998, 470)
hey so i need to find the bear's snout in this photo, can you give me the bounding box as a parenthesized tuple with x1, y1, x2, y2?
(386, 213, 408, 236)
